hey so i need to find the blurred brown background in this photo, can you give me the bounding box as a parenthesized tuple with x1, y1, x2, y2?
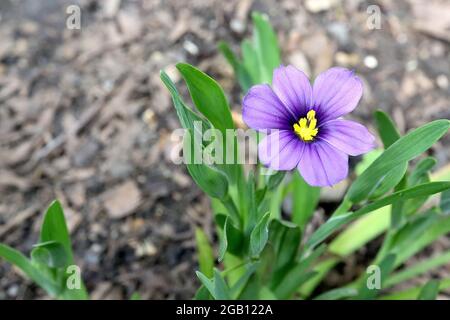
(0, 0, 449, 299)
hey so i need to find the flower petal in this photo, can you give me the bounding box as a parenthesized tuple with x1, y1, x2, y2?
(273, 65, 313, 119)
(312, 67, 363, 122)
(258, 130, 305, 170)
(243, 84, 294, 131)
(298, 141, 348, 187)
(319, 119, 376, 156)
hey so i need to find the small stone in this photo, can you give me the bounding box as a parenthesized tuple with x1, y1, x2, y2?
(406, 59, 418, 72)
(305, 0, 337, 13)
(102, 181, 142, 219)
(7, 285, 19, 297)
(142, 109, 156, 126)
(72, 140, 101, 167)
(183, 40, 199, 56)
(230, 19, 246, 34)
(363, 55, 378, 69)
(436, 74, 449, 89)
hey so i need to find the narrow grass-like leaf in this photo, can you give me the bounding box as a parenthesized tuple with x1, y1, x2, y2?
(0, 244, 59, 297)
(307, 182, 450, 249)
(268, 220, 301, 286)
(31, 241, 68, 269)
(392, 214, 450, 266)
(409, 157, 436, 186)
(160, 70, 210, 135)
(356, 254, 396, 299)
(218, 41, 253, 92)
(241, 40, 260, 85)
(292, 171, 320, 231)
(265, 170, 286, 190)
(249, 212, 271, 257)
(329, 207, 390, 257)
(213, 268, 231, 300)
(195, 228, 214, 278)
(40, 200, 74, 264)
(196, 271, 216, 298)
(313, 288, 358, 300)
(440, 189, 450, 214)
(374, 110, 401, 148)
(346, 120, 450, 203)
(218, 218, 228, 263)
(385, 251, 450, 288)
(380, 279, 450, 300)
(176, 63, 234, 133)
(215, 214, 244, 257)
(183, 128, 229, 200)
(273, 269, 317, 299)
(274, 244, 327, 298)
(418, 280, 440, 300)
(251, 12, 280, 83)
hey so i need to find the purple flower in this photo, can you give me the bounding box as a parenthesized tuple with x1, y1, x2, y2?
(242, 65, 376, 187)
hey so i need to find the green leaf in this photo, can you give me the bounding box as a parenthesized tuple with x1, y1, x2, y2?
(386, 251, 450, 288)
(0, 244, 59, 296)
(356, 254, 396, 299)
(369, 163, 408, 200)
(441, 189, 450, 215)
(274, 244, 327, 298)
(329, 207, 390, 257)
(374, 110, 401, 148)
(218, 220, 228, 263)
(218, 41, 252, 92)
(307, 181, 450, 249)
(196, 269, 231, 300)
(268, 220, 301, 284)
(246, 171, 257, 227)
(251, 12, 280, 83)
(160, 70, 210, 135)
(176, 63, 234, 133)
(249, 212, 271, 257)
(196, 271, 215, 298)
(229, 263, 258, 298)
(292, 171, 320, 230)
(313, 288, 358, 300)
(130, 292, 141, 300)
(409, 157, 436, 186)
(393, 214, 450, 267)
(380, 278, 450, 300)
(386, 210, 438, 256)
(241, 39, 260, 84)
(273, 269, 317, 299)
(40, 200, 74, 264)
(183, 129, 229, 200)
(215, 214, 244, 257)
(194, 285, 212, 300)
(164, 68, 232, 200)
(265, 170, 286, 190)
(31, 241, 68, 269)
(195, 228, 214, 278)
(418, 280, 440, 300)
(346, 120, 450, 203)
(213, 268, 231, 300)
(355, 149, 383, 175)
(298, 257, 338, 298)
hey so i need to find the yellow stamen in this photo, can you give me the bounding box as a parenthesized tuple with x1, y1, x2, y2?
(293, 110, 319, 142)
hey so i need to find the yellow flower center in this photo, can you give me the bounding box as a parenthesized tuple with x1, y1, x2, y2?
(293, 110, 319, 142)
